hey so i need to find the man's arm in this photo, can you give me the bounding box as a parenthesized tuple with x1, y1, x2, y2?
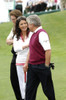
(45, 50, 51, 67)
(39, 31, 51, 67)
(23, 51, 30, 72)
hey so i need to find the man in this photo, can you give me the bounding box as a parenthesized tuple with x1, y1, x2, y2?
(15, 0, 23, 13)
(46, 0, 54, 11)
(54, 0, 61, 10)
(23, 15, 55, 100)
(60, 0, 66, 11)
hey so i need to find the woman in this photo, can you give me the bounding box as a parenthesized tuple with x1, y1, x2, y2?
(6, 10, 22, 100)
(13, 16, 32, 100)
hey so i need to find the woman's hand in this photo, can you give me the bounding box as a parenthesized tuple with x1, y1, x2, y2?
(23, 63, 28, 72)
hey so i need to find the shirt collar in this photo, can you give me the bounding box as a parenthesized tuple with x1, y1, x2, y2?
(34, 26, 42, 33)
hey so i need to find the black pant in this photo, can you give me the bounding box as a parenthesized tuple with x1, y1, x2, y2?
(25, 64, 55, 100)
(10, 55, 22, 100)
(15, 4, 23, 13)
(40, 3, 47, 11)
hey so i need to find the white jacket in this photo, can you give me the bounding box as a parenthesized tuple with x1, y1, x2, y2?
(13, 32, 32, 65)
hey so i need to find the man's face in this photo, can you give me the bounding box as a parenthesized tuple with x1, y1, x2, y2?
(28, 23, 33, 32)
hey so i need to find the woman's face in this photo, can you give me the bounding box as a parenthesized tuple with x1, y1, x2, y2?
(19, 20, 28, 32)
(10, 15, 17, 25)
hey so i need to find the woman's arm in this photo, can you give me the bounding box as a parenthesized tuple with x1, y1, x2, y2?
(22, 44, 29, 49)
(6, 39, 13, 45)
(23, 51, 30, 72)
(13, 36, 23, 52)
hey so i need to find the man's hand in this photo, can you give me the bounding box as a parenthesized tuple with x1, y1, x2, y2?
(49, 63, 55, 69)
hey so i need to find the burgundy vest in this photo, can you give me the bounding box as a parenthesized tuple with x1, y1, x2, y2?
(29, 29, 47, 65)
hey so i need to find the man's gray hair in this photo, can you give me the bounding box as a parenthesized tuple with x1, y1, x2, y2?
(27, 15, 41, 26)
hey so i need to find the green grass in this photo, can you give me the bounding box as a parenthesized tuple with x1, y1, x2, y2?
(0, 10, 66, 100)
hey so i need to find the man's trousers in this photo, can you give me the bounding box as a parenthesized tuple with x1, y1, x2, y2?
(25, 63, 55, 100)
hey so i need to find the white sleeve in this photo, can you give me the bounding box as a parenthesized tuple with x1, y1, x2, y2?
(28, 32, 33, 41)
(7, 29, 13, 40)
(39, 32, 51, 51)
(13, 36, 23, 52)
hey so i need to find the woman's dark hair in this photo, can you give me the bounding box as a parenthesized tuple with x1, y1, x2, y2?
(14, 16, 29, 40)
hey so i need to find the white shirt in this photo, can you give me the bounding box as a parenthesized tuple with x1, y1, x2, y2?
(32, 0, 38, 5)
(27, 0, 33, 6)
(13, 32, 32, 64)
(7, 28, 13, 40)
(34, 26, 51, 51)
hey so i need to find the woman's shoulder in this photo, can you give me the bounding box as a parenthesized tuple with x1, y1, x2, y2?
(14, 35, 21, 41)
